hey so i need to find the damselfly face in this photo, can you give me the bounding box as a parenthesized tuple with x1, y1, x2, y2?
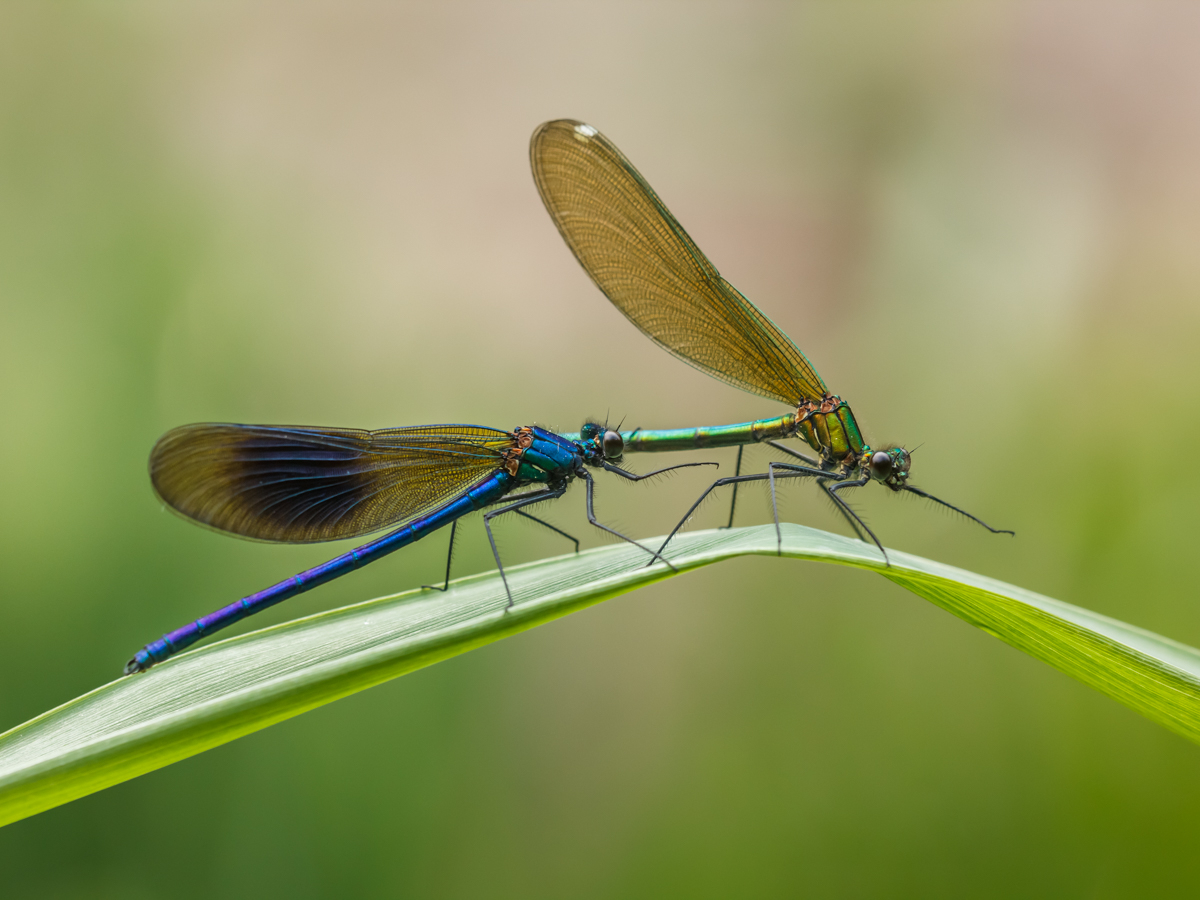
(579, 422, 625, 463)
(868, 447, 910, 490)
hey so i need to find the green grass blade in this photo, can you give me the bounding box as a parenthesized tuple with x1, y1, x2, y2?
(2, 523, 1199, 827)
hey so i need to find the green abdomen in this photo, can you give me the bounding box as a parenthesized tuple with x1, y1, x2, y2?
(621, 415, 795, 452)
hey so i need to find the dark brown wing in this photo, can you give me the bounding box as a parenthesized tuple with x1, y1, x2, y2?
(149, 423, 512, 543)
(531, 118, 826, 406)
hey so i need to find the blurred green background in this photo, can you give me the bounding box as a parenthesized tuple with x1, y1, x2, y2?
(3, 2, 1200, 897)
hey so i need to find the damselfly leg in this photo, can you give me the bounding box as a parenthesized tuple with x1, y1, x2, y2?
(901, 485, 1014, 535)
(424, 504, 583, 593)
(484, 487, 569, 608)
(582, 469, 676, 571)
(513, 509, 581, 552)
(823, 476, 886, 562)
(485, 459, 717, 609)
(653, 461, 833, 562)
(422, 520, 460, 592)
(723, 446, 743, 529)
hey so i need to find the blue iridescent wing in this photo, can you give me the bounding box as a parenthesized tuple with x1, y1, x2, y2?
(149, 423, 513, 543)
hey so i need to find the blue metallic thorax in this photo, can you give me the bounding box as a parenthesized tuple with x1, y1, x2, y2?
(515, 426, 587, 483)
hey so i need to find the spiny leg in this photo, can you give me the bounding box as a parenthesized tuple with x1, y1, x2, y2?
(732, 452, 869, 551)
(902, 485, 1015, 535)
(799, 469, 869, 545)
(600, 459, 718, 482)
(825, 476, 888, 564)
(483, 487, 567, 609)
(513, 508, 580, 553)
(762, 440, 830, 549)
(766, 461, 837, 556)
(450, 489, 573, 594)
(764, 440, 821, 468)
(422, 519, 458, 592)
(597, 457, 717, 561)
(582, 469, 678, 571)
(655, 474, 761, 559)
(654, 462, 831, 562)
(820, 480, 868, 544)
(721, 445, 744, 529)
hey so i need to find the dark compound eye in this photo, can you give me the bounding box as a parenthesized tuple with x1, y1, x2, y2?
(602, 430, 624, 459)
(580, 423, 600, 441)
(870, 451, 892, 479)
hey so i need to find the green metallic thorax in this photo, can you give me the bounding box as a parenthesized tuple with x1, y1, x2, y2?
(794, 395, 868, 465)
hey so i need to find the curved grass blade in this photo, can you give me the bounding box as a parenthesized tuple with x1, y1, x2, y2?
(3, 523, 1200, 828)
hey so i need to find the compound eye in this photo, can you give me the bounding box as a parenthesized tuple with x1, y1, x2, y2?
(580, 423, 600, 441)
(602, 430, 624, 459)
(870, 451, 892, 479)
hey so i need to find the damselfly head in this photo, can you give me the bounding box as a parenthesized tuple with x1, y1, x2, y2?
(868, 446, 910, 490)
(579, 420, 625, 462)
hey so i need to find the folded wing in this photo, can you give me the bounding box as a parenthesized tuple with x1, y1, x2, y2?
(531, 118, 827, 406)
(149, 423, 511, 543)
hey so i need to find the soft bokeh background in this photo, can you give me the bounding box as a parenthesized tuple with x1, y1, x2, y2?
(3, 2, 1200, 896)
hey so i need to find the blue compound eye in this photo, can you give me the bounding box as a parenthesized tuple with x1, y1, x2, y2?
(580, 423, 600, 440)
(602, 430, 624, 459)
(870, 451, 892, 479)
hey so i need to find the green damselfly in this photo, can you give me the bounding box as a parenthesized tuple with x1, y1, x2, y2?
(532, 119, 1011, 562)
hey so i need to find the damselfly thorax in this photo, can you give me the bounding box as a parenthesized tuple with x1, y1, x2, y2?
(792, 394, 865, 468)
